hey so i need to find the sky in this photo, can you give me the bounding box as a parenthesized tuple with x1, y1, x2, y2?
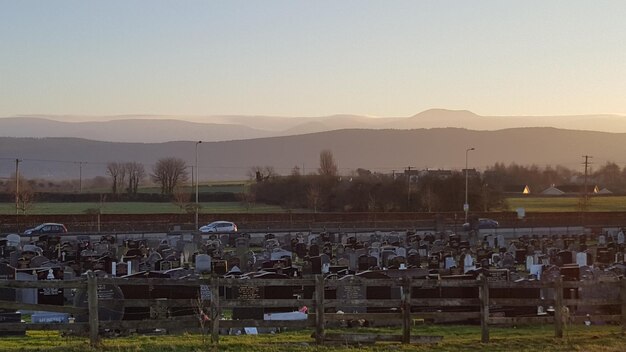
(1, 1, 626, 120)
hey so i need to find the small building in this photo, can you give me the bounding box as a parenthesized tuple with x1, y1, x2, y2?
(541, 184, 599, 196)
(541, 185, 565, 196)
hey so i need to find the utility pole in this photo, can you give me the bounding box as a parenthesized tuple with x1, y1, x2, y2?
(465, 147, 475, 223)
(15, 159, 20, 215)
(582, 155, 593, 202)
(406, 166, 413, 209)
(78, 161, 84, 193)
(195, 141, 202, 230)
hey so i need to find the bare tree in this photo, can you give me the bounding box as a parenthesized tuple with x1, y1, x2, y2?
(106, 162, 122, 194)
(151, 157, 189, 195)
(248, 166, 276, 182)
(318, 149, 338, 177)
(307, 184, 321, 213)
(125, 162, 146, 194)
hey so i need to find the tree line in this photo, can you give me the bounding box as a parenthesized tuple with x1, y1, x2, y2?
(3, 152, 626, 214)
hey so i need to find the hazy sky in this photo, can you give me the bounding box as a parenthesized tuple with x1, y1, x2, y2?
(2, 1, 626, 119)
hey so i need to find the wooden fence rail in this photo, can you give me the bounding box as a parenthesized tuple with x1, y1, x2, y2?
(0, 274, 624, 347)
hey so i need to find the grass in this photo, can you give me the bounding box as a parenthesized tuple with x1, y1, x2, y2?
(506, 196, 626, 212)
(0, 325, 622, 351)
(0, 202, 290, 215)
(4, 195, 626, 215)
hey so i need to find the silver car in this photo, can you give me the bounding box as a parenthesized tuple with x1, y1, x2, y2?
(199, 221, 238, 233)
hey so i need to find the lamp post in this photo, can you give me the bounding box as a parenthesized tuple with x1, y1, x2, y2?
(464, 147, 475, 223)
(195, 141, 202, 230)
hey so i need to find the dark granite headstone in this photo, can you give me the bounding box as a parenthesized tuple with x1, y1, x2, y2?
(310, 255, 322, 274)
(212, 260, 227, 275)
(336, 280, 366, 313)
(37, 268, 64, 306)
(0, 263, 16, 312)
(74, 282, 125, 322)
(428, 255, 440, 269)
(309, 244, 320, 257)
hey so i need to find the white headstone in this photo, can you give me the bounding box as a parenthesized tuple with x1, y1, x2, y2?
(6, 234, 20, 247)
(598, 235, 606, 246)
(618, 231, 625, 245)
(497, 235, 506, 249)
(576, 252, 587, 266)
(530, 264, 542, 280)
(444, 256, 456, 269)
(486, 236, 495, 248)
(526, 255, 534, 271)
(463, 255, 475, 273)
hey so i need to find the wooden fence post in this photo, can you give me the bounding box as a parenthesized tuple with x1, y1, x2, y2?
(621, 278, 626, 335)
(210, 277, 220, 344)
(554, 276, 564, 338)
(478, 274, 489, 343)
(315, 275, 325, 345)
(87, 271, 100, 347)
(402, 278, 412, 344)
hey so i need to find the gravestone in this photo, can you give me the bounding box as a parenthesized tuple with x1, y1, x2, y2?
(557, 251, 573, 266)
(560, 265, 580, 281)
(407, 252, 420, 267)
(596, 249, 612, 264)
(232, 283, 264, 320)
(463, 254, 475, 273)
(486, 269, 509, 282)
(310, 256, 322, 274)
(270, 248, 292, 261)
(74, 281, 124, 322)
(576, 252, 587, 266)
(309, 244, 320, 257)
(195, 254, 211, 274)
(0, 263, 16, 312)
(357, 255, 369, 271)
(336, 277, 366, 313)
(428, 254, 440, 270)
(37, 268, 64, 306)
(212, 260, 227, 275)
(444, 255, 456, 269)
(294, 243, 307, 259)
(501, 253, 515, 269)
(496, 234, 506, 249)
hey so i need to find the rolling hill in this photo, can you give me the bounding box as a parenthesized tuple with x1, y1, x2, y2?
(4, 109, 626, 143)
(0, 127, 622, 180)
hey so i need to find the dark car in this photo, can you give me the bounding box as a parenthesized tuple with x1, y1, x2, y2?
(462, 218, 499, 231)
(23, 223, 68, 236)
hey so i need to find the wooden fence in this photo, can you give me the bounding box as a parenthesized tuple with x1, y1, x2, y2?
(0, 274, 624, 346)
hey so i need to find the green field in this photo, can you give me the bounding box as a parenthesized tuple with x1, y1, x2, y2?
(0, 325, 622, 351)
(0, 202, 289, 215)
(507, 196, 626, 212)
(4, 196, 626, 215)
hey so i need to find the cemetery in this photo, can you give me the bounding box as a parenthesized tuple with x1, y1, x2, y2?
(0, 226, 624, 347)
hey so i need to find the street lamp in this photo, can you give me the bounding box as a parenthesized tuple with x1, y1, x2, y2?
(464, 147, 475, 223)
(195, 141, 202, 230)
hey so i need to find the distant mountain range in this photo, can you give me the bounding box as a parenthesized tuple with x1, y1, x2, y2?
(3, 109, 626, 143)
(0, 127, 624, 181)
